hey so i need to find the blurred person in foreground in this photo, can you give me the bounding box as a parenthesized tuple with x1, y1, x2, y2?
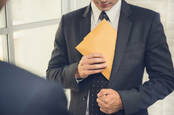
(0, 1, 70, 115)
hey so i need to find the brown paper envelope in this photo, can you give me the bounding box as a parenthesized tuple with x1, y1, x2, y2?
(75, 19, 117, 80)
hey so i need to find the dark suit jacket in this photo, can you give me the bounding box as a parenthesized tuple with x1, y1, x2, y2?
(0, 61, 70, 115)
(47, 0, 174, 115)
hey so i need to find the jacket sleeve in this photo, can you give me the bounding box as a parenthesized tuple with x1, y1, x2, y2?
(118, 13, 174, 115)
(46, 15, 79, 91)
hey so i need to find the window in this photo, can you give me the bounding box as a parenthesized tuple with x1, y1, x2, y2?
(11, 0, 61, 25)
(0, 0, 62, 76)
(0, 35, 7, 61)
(0, 8, 6, 28)
(14, 25, 58, 77)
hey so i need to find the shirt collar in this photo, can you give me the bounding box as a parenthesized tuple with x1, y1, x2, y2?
(91, 0, 121, 24)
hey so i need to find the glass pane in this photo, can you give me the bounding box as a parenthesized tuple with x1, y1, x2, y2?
(0, 7, 6, 28)
(11, 0, 61, 25)
(14, 24, 58, 77)
(0, 35, 6, 61)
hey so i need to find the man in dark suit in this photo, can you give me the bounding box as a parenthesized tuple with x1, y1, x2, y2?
(0, 61, 70, 115)
(47, 0, 174, 115)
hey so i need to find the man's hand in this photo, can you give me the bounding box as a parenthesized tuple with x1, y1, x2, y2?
(97, 89, 123, 114)
(75, 53, 107, 79)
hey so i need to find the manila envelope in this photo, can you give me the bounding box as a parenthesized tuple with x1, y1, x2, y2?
(75, 19, 117, 80)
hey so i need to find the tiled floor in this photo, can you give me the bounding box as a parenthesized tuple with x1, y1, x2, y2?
(126, 0, 174, 115)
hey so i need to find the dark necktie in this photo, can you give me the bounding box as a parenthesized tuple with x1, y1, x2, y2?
(88, 11, 110, 115)
(89, 74, 110, 115)
(99, 11, 110, 21)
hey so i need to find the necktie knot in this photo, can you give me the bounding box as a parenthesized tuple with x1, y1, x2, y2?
(99, 11, 110, 21)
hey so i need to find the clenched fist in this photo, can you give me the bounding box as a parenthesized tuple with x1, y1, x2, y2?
(97, 89, 123, 114)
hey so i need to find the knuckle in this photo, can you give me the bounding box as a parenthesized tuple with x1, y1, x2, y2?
(83, 71, 88, 75)
(94, 58, 99, 62)
(94, 70, 99, 73)
(94, 65, 98, 68)
(105, 98, 109, 102)
(88, 59, 92, 64)
(90, 59, 95, 64)
(104, 104, 109, 108)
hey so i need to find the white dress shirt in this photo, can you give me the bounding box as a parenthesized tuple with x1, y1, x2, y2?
(91, 0, 121, 30)
(78, 0, 122, 115)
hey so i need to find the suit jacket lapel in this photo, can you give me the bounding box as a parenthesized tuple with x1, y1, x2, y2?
(79, 5, 91, 42)
(110, 0, 132, 81)
(74, 5, 91, 60)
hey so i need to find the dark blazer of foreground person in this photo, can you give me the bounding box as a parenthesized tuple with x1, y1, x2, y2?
(0, 61, 70, 115)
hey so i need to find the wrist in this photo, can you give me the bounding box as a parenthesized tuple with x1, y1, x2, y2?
(75, 69, 82, 79)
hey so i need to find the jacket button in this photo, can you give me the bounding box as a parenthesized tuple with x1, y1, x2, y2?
(82, 96, 87, 101)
